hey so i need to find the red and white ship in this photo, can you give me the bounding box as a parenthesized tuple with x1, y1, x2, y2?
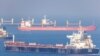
(18, 16, 96, 31)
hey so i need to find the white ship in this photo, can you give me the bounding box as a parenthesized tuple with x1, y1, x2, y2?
(0, 27, 8, 38)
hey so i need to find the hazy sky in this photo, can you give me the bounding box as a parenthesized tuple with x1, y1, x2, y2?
(0, 0, 100, 17)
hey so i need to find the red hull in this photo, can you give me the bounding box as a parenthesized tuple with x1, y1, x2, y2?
(18, 25, 96, 31)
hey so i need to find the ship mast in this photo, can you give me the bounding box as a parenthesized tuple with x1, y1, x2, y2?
(41, 15, 47, 27)
(13, 35, 15, 43)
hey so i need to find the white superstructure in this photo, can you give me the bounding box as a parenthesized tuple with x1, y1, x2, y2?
(20, 20, 32, 27)
(67, 30, 95, 49)
(41, 15, 56, 26)
(0, 27, 8, 37)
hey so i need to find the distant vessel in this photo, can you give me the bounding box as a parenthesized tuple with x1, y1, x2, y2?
(18, 16, 96, 31)
(4, 30, 99, 54)
(0, 27, 12, 39)
(0, 27, 8, 38)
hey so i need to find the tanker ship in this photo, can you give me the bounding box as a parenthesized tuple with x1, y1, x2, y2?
(4, 30, 99, 54)
(18, 16, 96, 31)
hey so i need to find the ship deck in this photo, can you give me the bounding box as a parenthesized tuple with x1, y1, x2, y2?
(4, 41, 75, 49)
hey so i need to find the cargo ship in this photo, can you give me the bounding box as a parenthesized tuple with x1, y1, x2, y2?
(4, 30, 99, 54)
(18, 16, 96, 31)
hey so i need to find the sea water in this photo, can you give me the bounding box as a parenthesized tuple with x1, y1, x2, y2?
(0, 17, 100, 56)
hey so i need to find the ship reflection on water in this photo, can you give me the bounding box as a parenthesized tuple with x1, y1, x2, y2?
(4, 52, 100, 56)
(17, 53, 100, 56)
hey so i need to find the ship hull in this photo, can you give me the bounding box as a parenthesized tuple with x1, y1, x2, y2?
(5, 46, 99, 54)
(18, 25, 96, 31)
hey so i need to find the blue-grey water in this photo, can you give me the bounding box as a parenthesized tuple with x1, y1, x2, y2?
(0, 18, 100, 56)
